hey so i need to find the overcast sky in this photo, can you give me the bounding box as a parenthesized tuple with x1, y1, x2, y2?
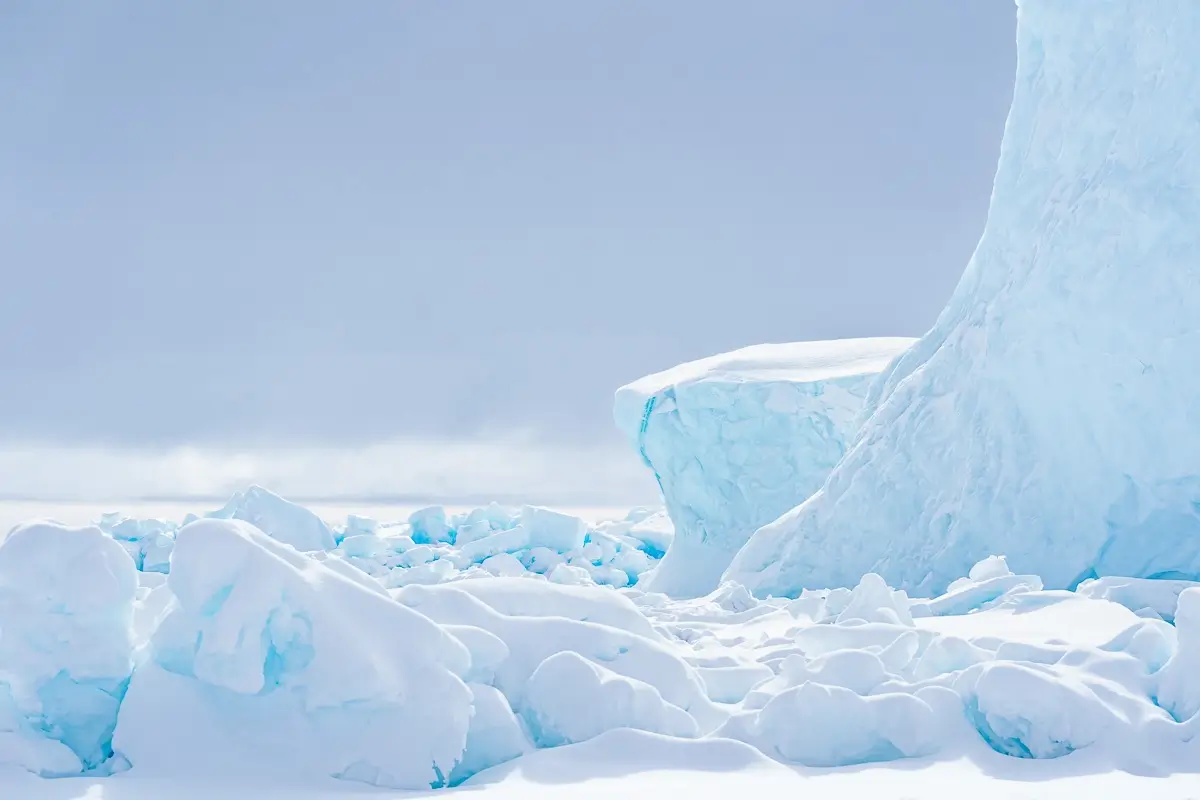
(0, 1, 1016, 503)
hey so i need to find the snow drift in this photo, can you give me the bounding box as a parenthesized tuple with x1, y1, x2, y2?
(728, 0, 1200, 597)
(614, 338, 913, 598)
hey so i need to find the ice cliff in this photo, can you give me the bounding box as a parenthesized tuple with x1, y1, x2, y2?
(614, 338, 913, 597)
(727, 0, 1200, 597)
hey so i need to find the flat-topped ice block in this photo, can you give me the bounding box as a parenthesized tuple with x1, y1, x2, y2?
(614, 337, 913, 598)
(726, 0, 1200, 598)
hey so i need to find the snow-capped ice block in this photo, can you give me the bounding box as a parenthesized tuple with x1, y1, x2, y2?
(614, 338, 913, 598)
(722, 683, 938, 767)
(523, 651, 698, 747)
(0, 522, 138, 775)
(129, 518, 473, 789)
(210, 485, 336, 552)
(728, 0, 1200, 597)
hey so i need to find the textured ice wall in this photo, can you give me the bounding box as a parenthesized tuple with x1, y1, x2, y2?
(614, 338, 913, 598)
(728, 0, 1200, 597)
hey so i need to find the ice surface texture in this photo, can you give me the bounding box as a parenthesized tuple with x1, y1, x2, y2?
(728, 0, 1200, 597)
(614, 338, 913, 598)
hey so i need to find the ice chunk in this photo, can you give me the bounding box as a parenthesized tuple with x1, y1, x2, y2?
(448, 683, 529, 785)
(835, 573, 914, 627)
(728, 0, 1200, 597)
(957, 662, 1116, 759)
(724, 682, 937, 767)
(409, 506, 453, 545)
(129, 518, 472, 789)
(210, 486, 335, 552)
(0, 522, 138, 774)
(523, 651, 698, 747)
(911, 557, 1043, 618)
(519, 506, 586, 553)
(614, 338, 912, 598)
(1155, 587, 1200, 721)
(1076, 577, 1200, 624)
(481, 553, 527, 577)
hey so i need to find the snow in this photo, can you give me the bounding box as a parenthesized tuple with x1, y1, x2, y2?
(614, 337, 913, 598)
(727, 0, 1200, 598)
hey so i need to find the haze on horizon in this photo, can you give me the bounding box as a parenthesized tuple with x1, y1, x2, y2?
(0, 0, 1017, 503)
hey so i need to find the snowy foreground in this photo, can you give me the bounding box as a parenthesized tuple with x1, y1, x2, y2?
(2, 492, 1200, 798)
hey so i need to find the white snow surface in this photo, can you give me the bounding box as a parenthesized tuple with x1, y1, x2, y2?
(727, 0, 1200, 598)
(614, 337, 913, 598)
(2, 493, 1200, 797)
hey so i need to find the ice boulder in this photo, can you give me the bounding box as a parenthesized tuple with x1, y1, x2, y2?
(722, 682, 938, 767)
(210, 485, 336, 552)
(614, 338, 913, 598)
(523, 651, 698, 747)
(728, 0, 1200, 597)
(0, 522, 138, 775)
(120, 518, 473, 789)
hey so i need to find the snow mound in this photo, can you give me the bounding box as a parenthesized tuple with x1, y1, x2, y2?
(725, 682, 939, 767)
(0, 522, 138, 776)
(523, 651, 698, 746)
(122, 518, 474, 789)
(395, 581, 724, 734)
(727, 0, 1200, 597)
(614, 337, 912, 597)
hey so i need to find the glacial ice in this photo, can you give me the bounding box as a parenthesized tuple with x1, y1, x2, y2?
(726, 0, 1200, 598)
(614, 338, 913, 598)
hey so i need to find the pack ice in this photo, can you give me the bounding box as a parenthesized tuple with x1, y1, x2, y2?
(614, 338, 913, 598)
(8, 493, 1200, 795)
(727, 0, 1200, 597)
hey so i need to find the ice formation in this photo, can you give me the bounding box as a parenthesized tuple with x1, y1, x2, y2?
(120, 518, 475, 790)
(2, 493, 1200, 793)
(614, 338, 913, 598)
(0, 522, 137, 776)
(728, 0, 1200, 597)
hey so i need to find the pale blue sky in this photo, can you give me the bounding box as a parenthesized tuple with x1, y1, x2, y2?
(0, 1, 1016, 500)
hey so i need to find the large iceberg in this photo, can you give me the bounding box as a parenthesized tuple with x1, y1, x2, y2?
(727, 0, 1200, 597)
(614, 338, 913, 597)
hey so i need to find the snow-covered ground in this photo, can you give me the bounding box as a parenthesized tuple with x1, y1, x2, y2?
(1, 492, 1199, 798)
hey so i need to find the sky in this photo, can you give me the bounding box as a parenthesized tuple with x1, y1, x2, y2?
(0, 1, 1017, 504)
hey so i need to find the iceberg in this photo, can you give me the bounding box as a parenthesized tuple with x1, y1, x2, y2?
(728, 0, 1200, 597)
(614, 338, 913, 597)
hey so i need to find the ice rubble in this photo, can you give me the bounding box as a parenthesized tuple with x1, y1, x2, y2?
(614, 338, 913, 598)
(5, 493, 1200, 788)
(727, 0, 1200, 598)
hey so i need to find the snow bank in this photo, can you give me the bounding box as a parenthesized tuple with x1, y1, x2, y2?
(0, 522, 138, 776)
(614, 338, 912, 598)
(727, 0, 1200, 597)
(119, 518, 473, 789)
